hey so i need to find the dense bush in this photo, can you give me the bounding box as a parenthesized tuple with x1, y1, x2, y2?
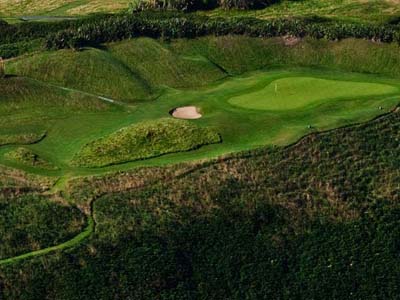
(43, 12, 400, 50)
(0, 194, 85, 259)
(1, 12, 400, 56)
(128, 0, 276, 11)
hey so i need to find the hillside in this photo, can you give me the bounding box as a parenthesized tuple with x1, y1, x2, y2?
(1, 6, 400, 300)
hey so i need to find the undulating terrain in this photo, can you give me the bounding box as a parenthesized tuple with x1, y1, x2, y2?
(0, 1, 400, 299)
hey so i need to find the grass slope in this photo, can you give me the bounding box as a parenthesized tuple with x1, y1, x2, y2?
(107, 38, 227, 88)
(5, 48, 154, 102)
(72, 118, 221, 167)
(169, 36, 400, 77)
(229, 77, 399, 110)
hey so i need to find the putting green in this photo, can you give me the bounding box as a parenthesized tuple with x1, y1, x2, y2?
(228, 77, 399, 111)
(1, 68, 400, 176)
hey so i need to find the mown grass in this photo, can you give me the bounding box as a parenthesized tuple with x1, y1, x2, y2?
(72, 118, 221, 167)
(2, 37, 400, 176)
(228, 76, 399, 110)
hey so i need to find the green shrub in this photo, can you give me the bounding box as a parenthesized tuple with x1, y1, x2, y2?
(44, 13, 400, 50)
(4, 147, 58, 170)
(72, 118, 221, 167)
(0, 132, 46, 146)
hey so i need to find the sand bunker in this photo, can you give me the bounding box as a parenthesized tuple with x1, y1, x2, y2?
(170, 106, 202, 119)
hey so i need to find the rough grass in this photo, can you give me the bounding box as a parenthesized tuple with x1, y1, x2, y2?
(169, 36, 400, 77)
(107, 38, 227, 88)
(229, 77, 399, 110)
(0, 132, 46, 146)
(72, 118, 221, 167)
(0, 0, 130, 17)
(0, 77, 111, 114)
(4, 147, 58, 170)
(205, 0, 400, 24)
(5, 48, 154, 102)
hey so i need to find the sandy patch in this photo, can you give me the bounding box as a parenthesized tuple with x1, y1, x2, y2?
(282, 35, 301, 46)
(170, 106, 202, 119)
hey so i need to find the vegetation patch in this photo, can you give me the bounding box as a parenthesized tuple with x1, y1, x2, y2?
(72, 118, 221, 167)
(4, 147, 58, 170)
(6, 48, 155, 102)
(228, 77, 399, 110)
(0, 194, 86, 260)
(0, 132, 46, 146)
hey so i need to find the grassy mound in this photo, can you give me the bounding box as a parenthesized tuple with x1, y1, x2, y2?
(0, 77, 111, 115)
(5, 48, 154, 102)
(0, 132, 45, 146)
(0, 194, 85, 260)
(72, 118, 221, 167)
(170, 36, 400, 77)
(107, 38, 226, 88)
(229, 77, 399, 110)
(4, 147, 57, 170)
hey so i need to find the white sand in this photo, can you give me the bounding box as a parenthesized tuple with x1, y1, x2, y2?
(171, 106, 202, 119)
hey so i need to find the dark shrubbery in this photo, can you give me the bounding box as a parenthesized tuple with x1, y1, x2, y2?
(43, 13, 400, 50)
(1, 12, 400, 56)
(127, 0, 278, 12)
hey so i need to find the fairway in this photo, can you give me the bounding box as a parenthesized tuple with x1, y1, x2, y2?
(228, 77, 399, 111)
(1, 67, 399, 175)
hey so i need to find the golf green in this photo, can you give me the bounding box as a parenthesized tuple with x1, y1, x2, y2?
(228, 77, 399, 111)
(1, 68, 399, 176)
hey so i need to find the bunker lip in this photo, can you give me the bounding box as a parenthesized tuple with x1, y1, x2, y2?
(170, 106, 202, 119)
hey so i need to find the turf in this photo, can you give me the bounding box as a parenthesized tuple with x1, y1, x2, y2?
(107, 38, 227, 88)
(5, 48, 155, 102)
(72, 118, 221, 167)
(228, 77, 399, 111)
(1, 37, 400, 177)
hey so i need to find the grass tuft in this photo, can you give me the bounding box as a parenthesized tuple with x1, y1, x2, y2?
(4, 147, 58, 170)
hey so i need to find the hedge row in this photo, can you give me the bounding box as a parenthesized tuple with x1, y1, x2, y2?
(1, 12, 400, 52)
(44, 13, 400, 49)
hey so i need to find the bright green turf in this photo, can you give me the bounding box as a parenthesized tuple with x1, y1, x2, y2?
(72, 118, 221, 167)
(2, 37, 400, 176)
(228, 77, 399, 111)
